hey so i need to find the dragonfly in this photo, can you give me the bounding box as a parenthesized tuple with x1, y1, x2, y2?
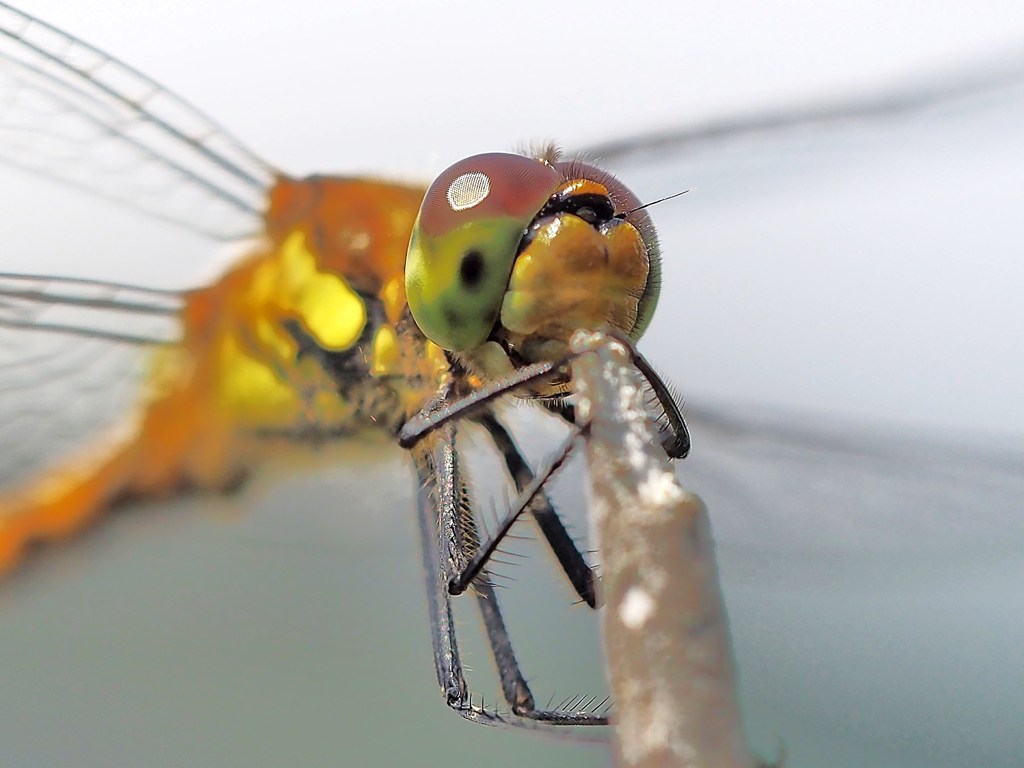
(0, 1, 700, 731)
(3, 3, 1024, 765)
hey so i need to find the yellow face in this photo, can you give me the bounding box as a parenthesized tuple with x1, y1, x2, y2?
(405, 150, 661, 374)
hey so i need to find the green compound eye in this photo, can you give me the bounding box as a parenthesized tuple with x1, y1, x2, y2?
(405, 153, 561, 352)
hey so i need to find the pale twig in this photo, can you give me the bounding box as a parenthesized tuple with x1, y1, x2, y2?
(572, 330, 756, 768)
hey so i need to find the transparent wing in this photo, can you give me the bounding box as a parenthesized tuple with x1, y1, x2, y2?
(0, 272, 181, 486)
(684, 405, 1024, 558)
(580, 49, 1024, 164)
(0, 2, 274, 241)
(0, 3, 272, 484)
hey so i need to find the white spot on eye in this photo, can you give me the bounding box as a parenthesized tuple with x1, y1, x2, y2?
(447, 171, 491, 211)
(619, 587, 655, 630)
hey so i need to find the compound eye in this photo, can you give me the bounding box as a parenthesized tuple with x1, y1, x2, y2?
(406, 153, 561, 351)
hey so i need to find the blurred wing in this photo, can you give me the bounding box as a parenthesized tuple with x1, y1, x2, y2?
(0, 2, 274, 241)
(0, 272, 181, 486)
(0, 3, 272, 485)
(579, 49, 1024, 164)
(0, 3, 282, 487)
(684, 406, 1024, 562)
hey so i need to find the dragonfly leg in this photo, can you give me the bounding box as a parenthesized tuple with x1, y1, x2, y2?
(414, 426, 524, 726)
(447, 423, 591, 608)
(415, 424, 609, 728)
(399, 360, 563, 449)
(398, 331, 689, 459)
(414, 441, 480, 721)
(471, 412, 596, 607)
(628, 346, 690, 459)
(473, 569, 609, 725)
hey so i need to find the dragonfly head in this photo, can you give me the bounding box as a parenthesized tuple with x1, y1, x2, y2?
(405, 149, 661, 374)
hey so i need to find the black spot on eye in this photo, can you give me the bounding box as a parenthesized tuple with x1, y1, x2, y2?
(460, 250, 485, 289)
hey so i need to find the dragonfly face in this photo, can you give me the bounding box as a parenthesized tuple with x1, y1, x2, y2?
(406, 151, 659, 367)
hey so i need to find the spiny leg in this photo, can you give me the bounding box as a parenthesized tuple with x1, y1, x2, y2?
(402, 375, 595, 606)
(465, 430, 609, 725)
(413, 425, 499, 726)
(414, 422, 608, 727)
(398, 359, 564, 449)
(447, 425, 586, 607)
(398, 332, 689, 460)
(474, 573, 609, 725)
(403, 348, 682, 608)
(472, 412, 596, 607)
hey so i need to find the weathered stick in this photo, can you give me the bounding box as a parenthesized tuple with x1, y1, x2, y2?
(572, 330, 755, 768)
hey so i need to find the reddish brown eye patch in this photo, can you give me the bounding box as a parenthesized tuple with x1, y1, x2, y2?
(417, 153, 562, 237)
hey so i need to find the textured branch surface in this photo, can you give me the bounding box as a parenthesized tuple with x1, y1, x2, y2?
(572, 331, 755, 768)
